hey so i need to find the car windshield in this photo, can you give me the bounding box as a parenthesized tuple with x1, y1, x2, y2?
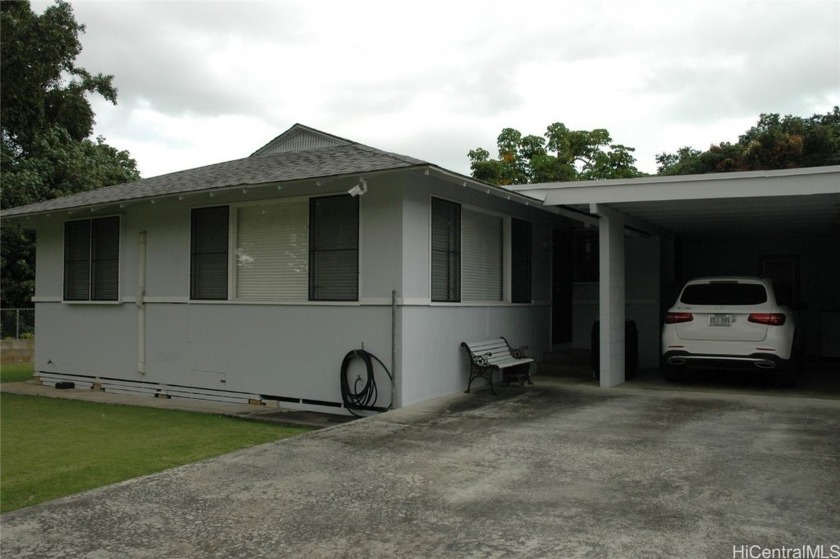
(680, 282, 767, 305)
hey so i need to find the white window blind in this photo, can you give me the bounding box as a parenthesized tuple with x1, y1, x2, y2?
(235, 200, 308, 300)
(461, 209, 503, 302)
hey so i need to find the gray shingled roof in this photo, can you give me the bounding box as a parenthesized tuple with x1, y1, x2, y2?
(2, 141, 428, 218)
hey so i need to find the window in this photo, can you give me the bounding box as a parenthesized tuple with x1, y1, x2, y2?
(461, 208, 503, 301)
(235, 200, 308, 300)
(680, 282, 768, 305)
(511, 219, 532, 303)
(431, 199, 523, 304)
(190, 197, 360, 302)
(64, 216, 120, 301)
(309, 195, 359, 301)
(191, 206, 229, 300)
(431, 198, 461, 302)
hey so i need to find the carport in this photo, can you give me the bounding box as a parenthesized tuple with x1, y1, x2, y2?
(514, 165, 840, 387)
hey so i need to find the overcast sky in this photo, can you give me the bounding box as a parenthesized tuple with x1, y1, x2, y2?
(32, 0, 840, 179)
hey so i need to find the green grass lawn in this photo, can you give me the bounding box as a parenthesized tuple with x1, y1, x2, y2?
(0, 362, 34, 384)
(0, 393, 312, 513)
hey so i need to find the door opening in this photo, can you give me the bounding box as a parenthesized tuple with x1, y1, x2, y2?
(552, 229, 573, 346)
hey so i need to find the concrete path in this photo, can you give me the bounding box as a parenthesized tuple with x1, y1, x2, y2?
(2, 379, 839, 558)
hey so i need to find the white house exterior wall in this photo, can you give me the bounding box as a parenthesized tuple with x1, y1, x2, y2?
(32, 179, 401, 411)
(398, 305, 551, 406)
(395, 174, 561, 406)
(30, 172, 564, 413)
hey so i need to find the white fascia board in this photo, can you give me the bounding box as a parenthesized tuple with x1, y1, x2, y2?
(521, 166, 840, 206)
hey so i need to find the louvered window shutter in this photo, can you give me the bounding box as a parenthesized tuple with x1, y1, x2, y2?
(64, 216, 120, 301)
(64, 220, 92, 301)
(90, 217, 120, 301)
(191, 206, 229, 300)
(309, 195, 359, 301)
(431, 199, 461, 302)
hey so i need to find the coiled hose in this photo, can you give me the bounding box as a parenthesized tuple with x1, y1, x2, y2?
(340, 349, 393, 417)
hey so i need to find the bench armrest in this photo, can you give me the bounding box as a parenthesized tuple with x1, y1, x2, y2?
(472, 352, 493, 368)
(510, 345, 529, 359)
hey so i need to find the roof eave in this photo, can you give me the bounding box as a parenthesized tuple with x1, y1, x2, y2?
(0, 164, 432, 223)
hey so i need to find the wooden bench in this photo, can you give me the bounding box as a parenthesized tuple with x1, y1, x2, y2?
(461, 337, 535, 395)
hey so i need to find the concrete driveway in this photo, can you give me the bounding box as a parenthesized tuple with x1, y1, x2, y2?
(2, 379, 839, 558)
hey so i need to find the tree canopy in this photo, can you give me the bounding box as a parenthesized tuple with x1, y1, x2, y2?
(468, 123, 644, 185)
(1, 0, 141, 308)
(656, 108, 840, 175)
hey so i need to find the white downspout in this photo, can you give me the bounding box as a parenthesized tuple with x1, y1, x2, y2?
(391, 289, 397, 409)
(137, 231, 147, 375)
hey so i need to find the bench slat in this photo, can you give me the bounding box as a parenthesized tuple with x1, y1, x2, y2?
(486, 357, 533, 368)
(464, 339, 510, 348)
(463, 342, 510, 353)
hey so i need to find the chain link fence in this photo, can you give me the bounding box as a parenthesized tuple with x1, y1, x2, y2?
(1, 309, 35, 339)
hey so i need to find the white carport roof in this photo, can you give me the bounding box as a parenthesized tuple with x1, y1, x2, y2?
(512, 165, 840, 239)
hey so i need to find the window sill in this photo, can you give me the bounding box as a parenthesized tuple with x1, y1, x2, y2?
(61, 300, 123, 305)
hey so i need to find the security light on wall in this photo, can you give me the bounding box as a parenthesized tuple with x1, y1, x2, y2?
(348, 179, 368, 197)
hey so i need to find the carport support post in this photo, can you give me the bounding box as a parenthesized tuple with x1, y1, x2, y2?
(596, 209, 626, 387)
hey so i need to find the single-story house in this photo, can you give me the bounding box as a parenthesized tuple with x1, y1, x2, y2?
(3, 124, 839, 413)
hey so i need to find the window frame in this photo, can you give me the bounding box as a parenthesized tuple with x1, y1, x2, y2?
(189, 196, 361, 303)
(430, 197, 532, 305)
(308, 194, 360, 302)
(190, 205, 230, 301)
(63, 215, 121, 302)
(431, 197, 462, 303)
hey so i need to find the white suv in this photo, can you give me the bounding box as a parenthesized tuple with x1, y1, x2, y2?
(661, 277, 798, 384)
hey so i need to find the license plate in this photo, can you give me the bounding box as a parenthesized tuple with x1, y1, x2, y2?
(709, 314, 732, 327)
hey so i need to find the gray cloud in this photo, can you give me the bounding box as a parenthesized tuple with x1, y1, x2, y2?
(69, 2, 307, 116)
(29, 0, 839, 178)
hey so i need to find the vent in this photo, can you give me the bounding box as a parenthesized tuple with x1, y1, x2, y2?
(251, 124, 353, 156)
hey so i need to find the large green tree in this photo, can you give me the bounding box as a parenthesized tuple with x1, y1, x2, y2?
(656, 107, 840, 175)
(1, 0, 140, 309)
(469, 123, 643, 185)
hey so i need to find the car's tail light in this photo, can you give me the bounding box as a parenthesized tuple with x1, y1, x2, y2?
(665, 312, 694, 324)
(748, 313, 786, 326)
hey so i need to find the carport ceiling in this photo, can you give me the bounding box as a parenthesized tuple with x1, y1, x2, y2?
(580, 193, 840, 239)
(514, 166, 840, 240)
